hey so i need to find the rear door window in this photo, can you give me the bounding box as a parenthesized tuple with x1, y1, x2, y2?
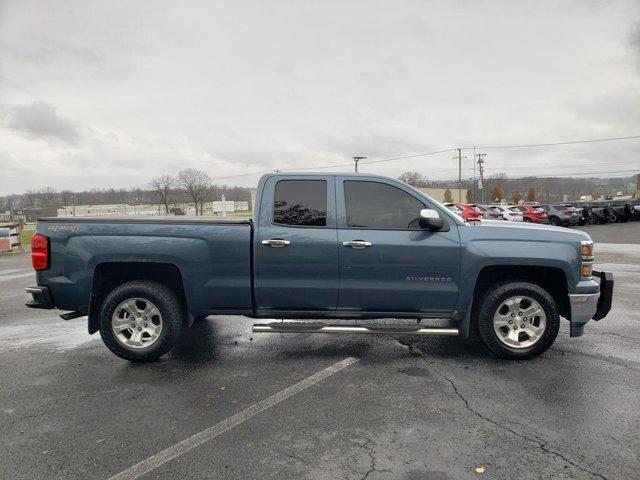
(273, 180, 327, 227)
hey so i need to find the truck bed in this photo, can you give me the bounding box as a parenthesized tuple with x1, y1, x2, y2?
(34, 216, 254, 320)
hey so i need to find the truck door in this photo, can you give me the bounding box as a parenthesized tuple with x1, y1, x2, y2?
(255, 176, 338, 312)
(337, 178, 460, 314)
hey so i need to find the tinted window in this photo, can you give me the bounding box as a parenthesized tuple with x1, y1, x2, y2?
(344, 181, 425, 229)
(273, 180, 327, 226)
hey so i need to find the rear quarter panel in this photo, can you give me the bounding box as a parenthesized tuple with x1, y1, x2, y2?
(36, 220, 253, 316)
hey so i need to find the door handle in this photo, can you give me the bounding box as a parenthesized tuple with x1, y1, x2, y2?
(342, 240, 372, 249)
(261, 239, 291, 247)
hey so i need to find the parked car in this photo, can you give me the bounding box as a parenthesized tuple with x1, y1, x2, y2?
(443, 203, 464, 218)
(476, 205, 502, 220)
(513, 204, 549, 224)
(609, 202, 636, 222)
(540, 204, 579, 227)
(26, 172, 613, 361)
(630, 202, 640, 221)
(454, 203, 484, 221)
(490, 205, 524, 222)
(576, 205, 599, 225)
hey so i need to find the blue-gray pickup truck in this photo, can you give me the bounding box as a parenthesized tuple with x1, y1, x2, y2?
(26, 173, 613, 361)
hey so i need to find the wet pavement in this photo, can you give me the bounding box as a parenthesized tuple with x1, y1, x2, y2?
(0, 223, 639, 480)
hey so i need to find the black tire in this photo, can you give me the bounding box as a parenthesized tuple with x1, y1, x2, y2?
(523, 218, 532, 223)
(474, 281, 560, 359)
(631, 212, 640, 222)
(548, 216, 560, 226)
(98, 281, 184, 362)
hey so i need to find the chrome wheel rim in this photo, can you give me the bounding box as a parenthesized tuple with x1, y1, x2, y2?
(111, 298, 163, 349)
(493, 295, 546, 349)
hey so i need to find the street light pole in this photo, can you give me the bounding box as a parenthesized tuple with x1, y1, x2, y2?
(353, 156, 367, 173)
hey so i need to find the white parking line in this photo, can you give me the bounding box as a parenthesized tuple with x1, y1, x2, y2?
(0, 268, 30, 276)
(0, 272, 33, 282)
(109, 356, 360, 480)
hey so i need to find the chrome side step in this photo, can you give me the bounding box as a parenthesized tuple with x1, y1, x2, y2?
(252, 322, 459, 336)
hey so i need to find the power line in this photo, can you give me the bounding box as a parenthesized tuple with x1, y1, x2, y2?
(483, 168, 638, 179)
(207, 135, 640, 183)
(359, 149, 457, 165)
(469, 135, 640, 150)
(208, 149, 456, 182)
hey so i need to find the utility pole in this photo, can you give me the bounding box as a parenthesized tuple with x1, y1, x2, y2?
(476, 153, 486, 204)
(454, 149, 466, 203)
(472, 146, 476, 203)
(353, 155, 367, 173)
(72, 193, 76, 217)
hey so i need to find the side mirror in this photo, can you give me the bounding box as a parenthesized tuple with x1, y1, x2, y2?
(419, 208, 444, 231)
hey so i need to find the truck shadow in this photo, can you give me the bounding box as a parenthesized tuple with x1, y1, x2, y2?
(167, 317, 494, 368)
(169, 319, 220, 365)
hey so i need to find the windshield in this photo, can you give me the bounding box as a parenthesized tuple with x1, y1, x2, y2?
(405, 184, 465, 224)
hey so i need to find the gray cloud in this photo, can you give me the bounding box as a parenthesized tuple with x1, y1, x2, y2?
(8, 101, 82, 145)
(0, 0, 639, 195)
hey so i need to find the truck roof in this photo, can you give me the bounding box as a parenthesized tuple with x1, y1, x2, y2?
(260, 172, 392, 179)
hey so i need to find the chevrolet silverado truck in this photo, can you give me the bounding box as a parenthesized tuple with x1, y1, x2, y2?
(26, 173, 613, 361)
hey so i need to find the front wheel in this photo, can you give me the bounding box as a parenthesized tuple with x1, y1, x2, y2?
(98, 281, 185, 361)
(548, 216, 560, 226)
(475, 281, 560, 359)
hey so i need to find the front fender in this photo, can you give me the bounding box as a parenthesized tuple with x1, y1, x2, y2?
(457, 239, 580, 311)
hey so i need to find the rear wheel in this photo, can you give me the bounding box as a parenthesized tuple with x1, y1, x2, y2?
(548, 216, 560, 226)
(475, 281, 560, 359)
(523, 218, 532, 223)
(98, 281, 184, 361)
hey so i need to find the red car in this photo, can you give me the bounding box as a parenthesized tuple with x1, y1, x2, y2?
(514, 204, 549, 223)
(455, 203, 484, 220)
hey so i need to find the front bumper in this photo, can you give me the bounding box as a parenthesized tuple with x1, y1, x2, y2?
(568, 271, 614, 336)
(25, 286, 54, 309)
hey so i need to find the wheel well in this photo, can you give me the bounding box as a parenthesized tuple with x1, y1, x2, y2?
(471, 265, 570, 320)
(88, 262, 187, 334)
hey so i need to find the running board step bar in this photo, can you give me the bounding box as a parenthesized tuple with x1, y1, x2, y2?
(252, 323, 459, 336)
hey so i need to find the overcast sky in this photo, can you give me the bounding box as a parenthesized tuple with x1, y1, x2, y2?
(1, 0, 639, 195)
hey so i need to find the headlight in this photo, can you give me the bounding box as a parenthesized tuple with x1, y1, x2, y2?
(581, 240, 594, 259)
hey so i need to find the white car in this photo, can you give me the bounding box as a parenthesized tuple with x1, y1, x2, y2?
(490, 205, 524, 222)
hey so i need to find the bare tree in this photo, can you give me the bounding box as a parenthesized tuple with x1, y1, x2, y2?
(177, 168, 210, 215)
(149, 175, 175, 214)
(398, 171, 429, 187)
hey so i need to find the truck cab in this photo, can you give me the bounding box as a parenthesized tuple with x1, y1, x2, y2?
(253, 174, 461, 316)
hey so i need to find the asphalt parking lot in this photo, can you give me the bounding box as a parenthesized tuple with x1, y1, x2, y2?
(1, 223, 639, 480)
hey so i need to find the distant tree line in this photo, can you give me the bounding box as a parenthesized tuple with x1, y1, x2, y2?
(0, 168, 253, 218)
(398, 171, 637, 203)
